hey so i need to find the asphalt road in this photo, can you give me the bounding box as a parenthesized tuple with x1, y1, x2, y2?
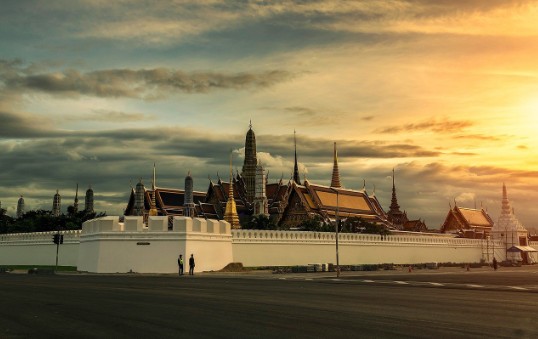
(1, 270, 537, 338)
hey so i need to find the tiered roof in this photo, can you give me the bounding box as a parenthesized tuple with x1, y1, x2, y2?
(441, 205, 494, 237)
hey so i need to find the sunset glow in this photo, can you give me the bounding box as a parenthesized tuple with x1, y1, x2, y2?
(1, 1, 537, 229)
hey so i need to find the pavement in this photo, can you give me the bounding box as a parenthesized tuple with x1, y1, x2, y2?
(2, 266, 538, 338)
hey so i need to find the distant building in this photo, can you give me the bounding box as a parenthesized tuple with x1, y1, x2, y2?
(85, 186, 94, 213)
(52, 190, 61, 217)
(441, 204, 494, 238)
(491, 183, 536, 264)
(16, 196, 25, 218)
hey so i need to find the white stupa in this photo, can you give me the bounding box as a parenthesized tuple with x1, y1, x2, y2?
(491, 183, 536, 263)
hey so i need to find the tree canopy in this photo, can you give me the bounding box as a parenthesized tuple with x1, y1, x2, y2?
(0, 207, 105, 234)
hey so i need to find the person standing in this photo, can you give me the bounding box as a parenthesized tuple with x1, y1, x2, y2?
(493, 257, 498, 271)
(178, 254, 184, 276)
(189, 254, 195, 275)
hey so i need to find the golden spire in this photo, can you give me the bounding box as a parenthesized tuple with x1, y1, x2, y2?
(224, 150, 240, 228)
(330, 142, 341, 188)
(149, 162, 158, 216)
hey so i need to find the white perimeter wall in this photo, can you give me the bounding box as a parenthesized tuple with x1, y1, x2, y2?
(0, 230, 80, 267)
(77, 216, 233, 274)
(232, 230, 505, 267)
(2, 217, 524, 272)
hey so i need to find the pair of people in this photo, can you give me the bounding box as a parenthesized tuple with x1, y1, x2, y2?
(178, 254, 195, 276)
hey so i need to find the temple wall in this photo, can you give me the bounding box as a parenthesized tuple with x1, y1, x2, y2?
(232, 230, 501, 266)
(0, 230, 80, 267)
(78, 216, 232, 273)
(0, 216, 513, 272)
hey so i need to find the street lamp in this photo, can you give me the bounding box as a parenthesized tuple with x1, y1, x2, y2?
(330, 187, 340, 278)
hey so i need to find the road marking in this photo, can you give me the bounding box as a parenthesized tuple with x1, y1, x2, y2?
(305, 278, 313, 281)
(394, 281, 409, 285)
(362, 280, 375, 283)
(428, 282, 444, 286)
(331, 279, 342, 281)
(467, 284, 484, 288)
(508, 286, 528, 290)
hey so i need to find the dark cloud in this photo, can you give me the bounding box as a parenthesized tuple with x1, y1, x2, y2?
(79, 109, 153, 122)
(0, 111, 61, 138)
(375, 119, 474, 134)
(1, 60, 294, 99)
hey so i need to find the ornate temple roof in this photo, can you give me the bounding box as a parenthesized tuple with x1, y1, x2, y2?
(441, 205, 494, 235)
(285, 181, 387, 222)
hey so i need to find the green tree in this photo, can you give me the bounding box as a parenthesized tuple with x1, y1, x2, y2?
(244, 214, 277, 230)
(297, 215, 333, 232)
(0, 208, 105, 234)
(342, 217, 390, 235)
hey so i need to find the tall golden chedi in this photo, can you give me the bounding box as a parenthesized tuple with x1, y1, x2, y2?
(224, 151, 240, 228)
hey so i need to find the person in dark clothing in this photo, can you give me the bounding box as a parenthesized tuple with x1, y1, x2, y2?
(178, 254, 184, 276)
(189, 254, 195, 275)
(493, 257, 498, 271)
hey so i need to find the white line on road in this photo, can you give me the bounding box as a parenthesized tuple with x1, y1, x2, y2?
(394, 281, 409, 285)
(362, 280, 375, 283)
(508, 286, 528, 290)
(467, 284, 484, 288)
(428, 282, 444, 286)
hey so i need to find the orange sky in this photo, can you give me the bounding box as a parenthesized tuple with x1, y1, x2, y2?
(0, 1, 537, 228)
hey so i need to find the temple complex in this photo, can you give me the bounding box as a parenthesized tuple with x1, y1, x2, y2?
(123, 123, 426, 231)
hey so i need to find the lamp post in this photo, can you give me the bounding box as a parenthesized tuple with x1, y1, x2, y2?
(330, 188, 340, 278)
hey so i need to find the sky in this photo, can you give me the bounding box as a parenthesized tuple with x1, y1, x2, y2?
(1, 0, 538, 230)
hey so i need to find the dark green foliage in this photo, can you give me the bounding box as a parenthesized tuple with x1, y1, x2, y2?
(297, 215, 334, 232)
(341, 217, 390, 235)
(0, 209, 105, 234)
(295, 216, 390, 235)
(244, 214, 277, 230)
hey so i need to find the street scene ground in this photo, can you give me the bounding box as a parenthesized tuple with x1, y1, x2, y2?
(1, 266, 537, 338)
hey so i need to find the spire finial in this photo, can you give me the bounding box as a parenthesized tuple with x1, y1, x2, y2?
(389, 168, 400, 212)
(330, 142, 342, 188)
(249, 119, 252, 130)
(501, 182, 512, 215)
(152, 162, 156, 190)
(293, 129, 300, 183)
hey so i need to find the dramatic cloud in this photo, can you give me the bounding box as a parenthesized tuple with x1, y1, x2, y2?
(1, 63, 294, 99)
(0, 111, 60, 138)
(375, 119, 475, 134)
